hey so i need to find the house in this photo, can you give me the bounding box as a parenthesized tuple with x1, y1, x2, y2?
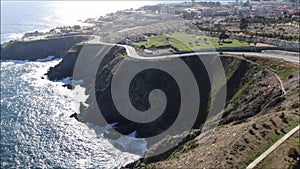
(127, 33, 147, 42)
(143, 45, 175, 56)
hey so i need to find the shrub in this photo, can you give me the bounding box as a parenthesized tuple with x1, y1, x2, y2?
(288, 148, 299, 159)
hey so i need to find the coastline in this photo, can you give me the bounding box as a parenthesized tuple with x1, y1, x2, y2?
(1, 1, 299, 168)
(1, 35, 90, 60)
(1, 1, 159, 43)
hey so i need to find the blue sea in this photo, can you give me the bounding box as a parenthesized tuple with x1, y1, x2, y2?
(0, 1, 235, 168)
(1, 1, 158, 43)
(1, 59, 149, 168)
(0, 1, 157, 168)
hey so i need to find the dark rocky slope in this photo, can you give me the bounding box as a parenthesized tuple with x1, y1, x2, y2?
(1, 36, 89, 60)
(46, 44, 282, 137)
(47, 44, 84, 80)
(46, 44, 283, 166)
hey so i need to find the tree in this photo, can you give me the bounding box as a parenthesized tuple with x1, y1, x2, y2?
(240, 18, 249, 31)
(166, 37, 170, 44)
(219, 31, 230, 43)
(140, 45, 146, 50)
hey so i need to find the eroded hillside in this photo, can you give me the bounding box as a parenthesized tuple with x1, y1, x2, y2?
(45, 44, 298, 168)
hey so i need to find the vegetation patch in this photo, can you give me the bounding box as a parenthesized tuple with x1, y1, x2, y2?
(255, 130, 300, 169)
(245, 57, 299, 80)
(133, 32, 249, 51)
(240, 119, 299, 168)
(229, 79, 253, 104)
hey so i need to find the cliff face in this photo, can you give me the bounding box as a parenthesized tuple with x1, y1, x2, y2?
(46, 44, 282, 141)
(45, 44, 285, 166)
(1, 36, 89, 60)
(47, 44, 84, 81)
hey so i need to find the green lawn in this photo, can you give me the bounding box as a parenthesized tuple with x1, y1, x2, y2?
(133, 32, 249, 51)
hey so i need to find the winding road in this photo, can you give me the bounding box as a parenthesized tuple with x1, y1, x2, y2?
(224, 51, 299, 64)
(89, 35, 296, 96)
(88, 35, 299, 64)
(88, 35, 299, 168)
(123, 45, 300, 64)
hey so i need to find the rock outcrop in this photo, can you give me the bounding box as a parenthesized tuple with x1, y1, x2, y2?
(45, 44, 284, 166)
(46, 44, 282, 141)
(47, 44, 84, 81)
(1, 35, 89, 60)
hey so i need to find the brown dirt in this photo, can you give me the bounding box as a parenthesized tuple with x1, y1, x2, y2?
(143, 58, 300, 169)
(255, 132, 300, 169)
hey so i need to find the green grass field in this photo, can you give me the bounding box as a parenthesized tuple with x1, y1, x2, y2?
(133, 32, 249, 51)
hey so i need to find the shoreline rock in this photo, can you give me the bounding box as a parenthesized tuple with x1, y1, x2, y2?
(46, 43, 282, 140)
(1, 35, 90, 61)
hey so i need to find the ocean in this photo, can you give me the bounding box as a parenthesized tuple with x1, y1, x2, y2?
(1, 59, 148, 168)
(0, 1, 235, 168)
(0, 0, 233, 43)
(1, 1, 157, 43)
(0, 1, 157, 168)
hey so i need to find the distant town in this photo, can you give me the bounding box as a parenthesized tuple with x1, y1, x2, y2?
(1, 1, 299, 169)
(12, 0, 300, 54)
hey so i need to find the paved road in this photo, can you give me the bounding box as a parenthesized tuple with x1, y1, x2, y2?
(124, 45, 299, 64)
(87, 35, 299, 64)
(246, 125, 300, 169)
(118, 44, 299, 169)
(224, 51, 299, 64)
(87, 36, 297, 95)
(87, 36, 299, 168)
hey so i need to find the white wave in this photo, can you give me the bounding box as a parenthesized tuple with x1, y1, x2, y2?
(86, 122, 147, 156)
(20, 60, 62, 87)
(111, 132, 147, 156)
(1, 44, 143, 168)
(2, 56, 61, 64)
(1, 32, 24, 43)
(2, 59, 30, 64)
(109, 122, 118, 128)
(73, 84, 89, 110)
(127, 130, 137, 137)
(54, 77, 84, 85)
(35, 56, 55, 62)
(72, 79, 84, 85)
(56, 77, 73, 84)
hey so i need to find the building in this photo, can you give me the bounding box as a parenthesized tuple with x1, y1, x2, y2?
(192, 0, 195, 7)
(143, 45, 174, 56)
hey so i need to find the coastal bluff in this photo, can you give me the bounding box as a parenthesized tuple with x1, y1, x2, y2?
(46, 44, 282, 140)
(1, 35, 90, 60)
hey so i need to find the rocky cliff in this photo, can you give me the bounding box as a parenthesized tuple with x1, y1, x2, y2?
(47, 44, 84, 81)
(45, 44, 286, 167)
(46, 44, 282, 139)
(1, 36, 90, 60)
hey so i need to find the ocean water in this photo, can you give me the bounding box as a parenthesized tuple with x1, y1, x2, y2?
(0, 1, 157, 43)
(0, 0, 232, 43)
(0, 1, 233, 168)
(0, 1, 156, 168)
(0, 59, 148, 168)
